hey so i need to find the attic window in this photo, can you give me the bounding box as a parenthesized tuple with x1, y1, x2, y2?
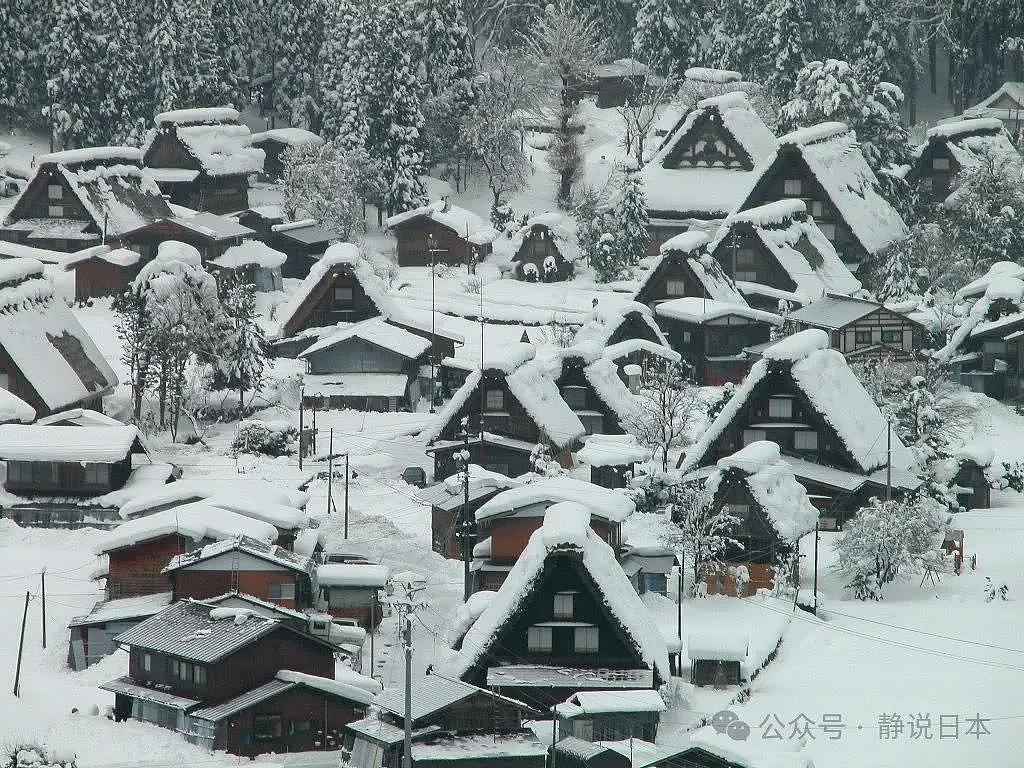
(783, 179, 803, 196)
(553, 592, 574, 619)
(768, 397, 792, 419)
(561, 386, 587, 410)
(334, 286, 354, 305)
(794, 431, 818, 451)
(485, 389, 504, 411)
(666, 279, 687, 296)
(528, 626, 553, 652)
(933, 157, 951, 171)
(48, 184, 63, 200)
(48, 205, 63, 218)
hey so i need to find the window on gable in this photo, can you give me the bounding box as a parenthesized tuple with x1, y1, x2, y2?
(574, 626, 599, 653)
(783, 179, 803, 196)
(768, 397, 792, 419)
(794, 430, 818, 451)
(553, 592, 574, 619)
(666, 278, 688, 296)
(736, 248, 757, 267)
(810, 200, 825, 218)
(48, 184, 63, 200)
(142, 653, 152, 672)
(819, 223, 837, 240)
(726, 503, 750, 522)
(527, 626, 552, 652)
(742, 429, 766, 445)
(485, 389, 504, 411)
(48, 205, 63, 218)
(561, 386, 587, 410)
(334, 285, 354, 305)
(932, 157, 951, 170)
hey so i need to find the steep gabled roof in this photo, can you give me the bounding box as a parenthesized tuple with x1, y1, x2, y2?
(144, 107, 264, 177)
(643, 92, 777, 218)
(444, 503, 669, 683)
(707, 199, 861, 303)
(741, 123, 908, 256)
(299, 316, 431, 360)
(966, 82, 1024, 113)
(635, 233, 747, 306)
(914, 118, 1021, 176)
(706, 441, 819, 541)
(679, 330, 916, 475)
(0, 274, 117, 412)
(475, 475, 635, 523)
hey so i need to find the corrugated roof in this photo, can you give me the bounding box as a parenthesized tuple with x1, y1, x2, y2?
(788, 294, 882, 329)
(374, 675, 479, 721)
(113, 599, 285, 662)
(162, 535, 312, 574)
(99, 676, 201, 710)
(190, 677, 293, 721)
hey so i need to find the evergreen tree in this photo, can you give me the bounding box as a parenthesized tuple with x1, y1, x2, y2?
(98, 0, 149, 144)
(209, 0, 252, 110)
(320, 0, 371, 146)
(849, 0, 906, 88)
(1, 0, 50, 127)
(610, 169, 651, 276)
(218, 274, 266, 415)
(277, 0, 327, 129)
(148, 0, 184, 113)
(422, 0, 475, 98)
(46, 0, 106, 148)
(708, 0, 752, 74)
(761, 0, 810, 102)
(632, 0, 703, 73)
(148, 0, 216, 114)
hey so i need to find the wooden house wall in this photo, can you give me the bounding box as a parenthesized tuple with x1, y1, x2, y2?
(487, 516, 616, 565)
(437, 375, 543, 447)
(908, 142, 960, 202)
(144, 130, 250, 214)
(5, 165, 95, 225)
(306, 338, 415, 375)
(413, 689, 527, 732)
(463, 552, 653, 705)
(595, 74, 645, 108)
(556, 358, 621, 435)
(128, 628, 333, 702)
(697, 367, 856, 471)
(3, 456, 132, 497)
(638, 256, 717, 307)
(802, 308, 921, 358)
(74, 258, 139, 300)
(253, 139, 289, 181)
(433, 442, 535, 481)
(388, 320, 458, 360)
(743, 149, 866, 265)
(107, 534, 189, 599)
(123, 220, 245, 261)
(209, 688, 361, 756)
(710, 230, 797, 297)
(658, 315, 771, 385)
(662, 111, 753, 170)
(284, 267, 380, 336)
(513, 229, 573, 282)
(172, 566, 308, 608)
(393, 219, 481, 267)
(431, 492, 500, 559)
(606, 313, 662, 347)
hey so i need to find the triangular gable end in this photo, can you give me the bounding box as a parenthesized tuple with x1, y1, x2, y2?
(455, 548, 663, 687)
(662, 108, 757, 170)
(281, 264, 381, 337)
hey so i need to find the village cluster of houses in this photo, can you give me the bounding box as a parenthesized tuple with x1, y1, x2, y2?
(1, 70, 1021, 767)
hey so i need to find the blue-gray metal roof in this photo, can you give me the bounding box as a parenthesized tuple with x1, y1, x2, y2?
(190, 677, 293, 721)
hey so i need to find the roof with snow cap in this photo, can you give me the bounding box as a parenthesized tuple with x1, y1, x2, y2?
(374, 673, 536, 722)
(0, 275, 118, 412)
(162, 535, 312, 574)
(250, 128, 325, 147)
(555, 688, 667, 717)
(119, 476, 308, 519)
(743, 122, 908, 256)
(655, 297, 782, 325)
(0, 423, 142, 462)
(914, 118, 1020, 178)
(680, 329, 917, 475)
(708, 441, 819, 541)
(96, 501, 279, 555)
(636, 243, 747, 306)
(300, 316, 431, 360)
(317, 562, 391, 588)
(476, 475, 635, 523)
(788, 293, 919, 330)
(576, 433, 651, 467)
(0, 388, 34, 424)
(144, 107, 264, 177)
(643, 91, 778, 218)
(446, 502, 670, 683)
(210, 240, 287, 270)
(386, 200, 497, 246)
(507, 212, 580, 263)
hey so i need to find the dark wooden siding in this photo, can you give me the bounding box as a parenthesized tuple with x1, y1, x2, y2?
(392, 218, 485, 267)
(107, 534, 189, 599)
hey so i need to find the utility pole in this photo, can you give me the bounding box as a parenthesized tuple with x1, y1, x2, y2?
(344, 453, 350, 539)
(675, 561, 683, 674)
(326, 429, 334, 516)
(41, 569, 46, 649)
(384, 572, 427, 768)
(13, 591, 29, 696)
(812, 520, 820, 616)
(457, 427, 474, 602)
(885, 419, 892, 501)
(298, 393, 305, 471)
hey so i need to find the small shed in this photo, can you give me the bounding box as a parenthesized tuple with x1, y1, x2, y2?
(575, 434, 650, 489)
(209, 240, 286, 292)
(552, 738, 630, 768)
(64, 245, 142, 300)
(619, 541, 677, 597)
(68, 591, 173, 671)
(122, 211, 256, 263)
(249, 128, 324, 180)
(508, 214, 577, 282)
(554, 689, 666, 742)
(386, 200, 497, 268)
(593, 59, 650, 108)
(317, 562, 391, 628)
(687, 631, 747, 687)
(952, 444, 994, 511)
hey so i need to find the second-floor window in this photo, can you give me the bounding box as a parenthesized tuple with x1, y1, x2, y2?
(334, 286, 354, 306)
(553, 592, 574, 619)
(48, 205, 63, 218)
(666, 279, 687, 296)
(743, 429, 766, 445)
(574, 627, 599, 653)
(485, 389, 504, 411)
(783, 179, 803, 196)
(527, 626, 552, 652)
(48, 184, 63, 200)
(142, 653, 152, 672)
(818, 222, 837, 240)
(794, 430, 818, 451)
(768, 397, 792, 419)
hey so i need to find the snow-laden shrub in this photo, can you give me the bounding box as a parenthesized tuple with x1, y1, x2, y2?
(231, 420, 297, 457)
(1, 744, 75, 768)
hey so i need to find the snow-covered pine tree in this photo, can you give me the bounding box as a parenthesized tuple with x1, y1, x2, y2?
(97, 0, 149, 145)
(276, 0, 327, 130)
(376, 0, 428, 213)
(849, 0, 906, 88)
(0, 0, 19, 122)
(707, 0, 752, 73)
(422, 0, 475, 98)
(761, 0, 810, 102)
(148, 0, 217, 114)
(580, 0, 634, 57)
(609, 167, 651, 277)
(1, 0, 49, 127)
(218, 274, 267, 415)
(320, 0, 373, 147)
(632, 0, 703, 74)
(209, 0, 253, 110)
(46, 0, 106, 148)
(147, 0, 183, 114)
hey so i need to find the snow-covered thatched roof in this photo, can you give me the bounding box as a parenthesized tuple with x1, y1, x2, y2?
(707, 441, 819, 541)
(915, 117, 1021, 173)
(635, 235, 747, 305)
(506, 212, 579, 262)
(0, 388, 34, 425)
(0, 423, 141, 463)
(119, 477, 309, 519)
(938, 276, 1024, 360)
(386, 200, 497, 246)
(444, 502, 670, 682)
(571, 300, 670, 352)
(707, 199, 861, 302)
(643, 91, 778, 218)
(680, 329, 917, 475)
(655, 297, 782, 326)
(475, 475, 635, 523)
(145, 107, 264, 177)
(750, 122, 908, 256)
(300, 316, 431, 360)
(0, 273, 118, 412)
